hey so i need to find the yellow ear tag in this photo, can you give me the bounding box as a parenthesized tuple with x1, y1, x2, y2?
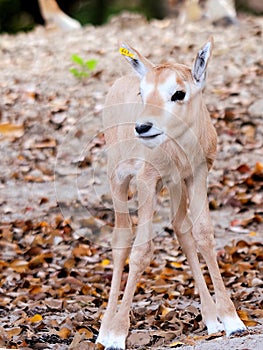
(119, 47, 135, 59)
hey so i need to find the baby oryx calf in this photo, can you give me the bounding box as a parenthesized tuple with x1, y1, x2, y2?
(97, 39, 246, 349)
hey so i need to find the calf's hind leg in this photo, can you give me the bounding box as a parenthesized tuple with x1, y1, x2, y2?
(187, 171, 246, 336)
(191, 201, 246, 335)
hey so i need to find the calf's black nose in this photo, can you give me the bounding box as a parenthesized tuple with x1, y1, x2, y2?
(135, 122, 153, 135)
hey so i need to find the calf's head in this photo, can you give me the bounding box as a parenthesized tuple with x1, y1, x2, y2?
(120, 39, 213, 148)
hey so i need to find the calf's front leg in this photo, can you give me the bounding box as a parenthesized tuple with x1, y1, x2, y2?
(98, 172, 157, 350)
(97, 175, 133, 347)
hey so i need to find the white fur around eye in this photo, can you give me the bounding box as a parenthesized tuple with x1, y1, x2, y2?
(157, 75, 188, 103)
(140, 80, 154, 101)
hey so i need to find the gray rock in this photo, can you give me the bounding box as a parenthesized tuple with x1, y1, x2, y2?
(248, 99, 263, 117)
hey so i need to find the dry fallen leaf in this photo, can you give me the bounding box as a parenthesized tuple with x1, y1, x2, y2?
(5, 327, 22, 339)
(0, 123, 24, 139)
(29, 314, 43, 323)
(169, 341, 185, 347)
(100, 258, 111, 267)
(58, 327, 71, 339)
(237, 310, 258, 327)
(78, 328, 94, 339)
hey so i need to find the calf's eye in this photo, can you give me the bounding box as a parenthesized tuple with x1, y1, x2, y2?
(171, 90, 186, 102)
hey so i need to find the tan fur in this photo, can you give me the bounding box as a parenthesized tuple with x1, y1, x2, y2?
(97, 44, 246, 349)
(38, 0, 81, 30)
(38, 0, 60, 14)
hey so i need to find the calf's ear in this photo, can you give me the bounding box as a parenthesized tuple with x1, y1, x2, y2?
(192, 37, 213, 87)
(119, 43, 154, 79)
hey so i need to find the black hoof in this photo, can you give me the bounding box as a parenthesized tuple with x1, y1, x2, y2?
(229, 328, 248, 337)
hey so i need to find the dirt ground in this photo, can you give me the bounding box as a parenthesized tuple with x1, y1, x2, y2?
(0, 11, 262, 350)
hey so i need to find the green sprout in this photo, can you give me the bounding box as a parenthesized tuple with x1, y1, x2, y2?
(69, 54, 97, 79)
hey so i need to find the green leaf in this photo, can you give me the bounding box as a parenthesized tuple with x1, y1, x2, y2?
(69, 67, 81, 78)
(85, 59, 97, 71)
(71, 54, 84, 66)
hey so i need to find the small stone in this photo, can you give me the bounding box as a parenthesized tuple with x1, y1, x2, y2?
(248, 99, 263, 117)
(252, 278, 263, 287)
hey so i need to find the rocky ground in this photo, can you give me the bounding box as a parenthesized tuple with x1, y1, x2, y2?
(0, 11, 262, 350)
